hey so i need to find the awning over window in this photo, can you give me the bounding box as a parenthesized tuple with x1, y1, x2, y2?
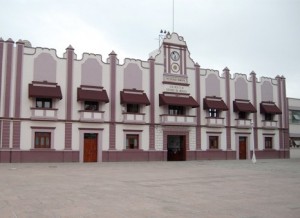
(233, 100, 257, 113)
(203, 97, 228, 111)
(159, 94, 199, 108)
(120, 91, 150, 105)
(77, 88, 109, 103)
(260, 102, 282, 114)
(29, 83, 62, 99)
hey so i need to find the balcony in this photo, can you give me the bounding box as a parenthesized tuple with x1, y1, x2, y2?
(79, 110, 105, 122)
(123, 113, 145, 124)
(262, 120, 278, 129)
(160, 114, 196, 125)
(31, 108, 58, 120)
(235, 119, 252, 128)
(205, 117, 225, 127)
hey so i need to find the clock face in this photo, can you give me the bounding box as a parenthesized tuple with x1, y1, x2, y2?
(171, 63, 180, 73)
(170, 51, 180, 61)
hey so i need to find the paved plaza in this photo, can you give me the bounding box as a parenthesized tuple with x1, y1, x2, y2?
(1, 150, 300, 218)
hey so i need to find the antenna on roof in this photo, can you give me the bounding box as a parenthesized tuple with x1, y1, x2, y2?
(157, 30, 168, 48)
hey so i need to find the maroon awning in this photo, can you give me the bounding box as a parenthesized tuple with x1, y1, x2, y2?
(29, 84, 62, 99)
(203, 97, 228, 110)
(159, 94, 199, 108)
(260, 102, 282, 114)
(233, 100, 257, 113)
(77, 88, 109, 103)
(120, 91, 150, 105)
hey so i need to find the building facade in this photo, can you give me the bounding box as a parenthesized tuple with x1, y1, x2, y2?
(0, 33, 290, 163)
(288, 98, 300, 147)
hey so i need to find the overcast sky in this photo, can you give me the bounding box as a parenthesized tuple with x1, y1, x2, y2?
(1, 0, 299, 98)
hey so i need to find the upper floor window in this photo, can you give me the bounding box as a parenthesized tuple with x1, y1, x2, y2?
(209, 109, 219, 118)
(168, 105, 185, 115)
(265, 113, 274, 121)
(238, 111, 247, 119)
(35, 132, 51, 149)
(127, 104, 139, 113)
(291, 111, 300, 123)
(84, 101, 99, 111)
(265, 137, 273, 149)
(36, 98, 52, 109)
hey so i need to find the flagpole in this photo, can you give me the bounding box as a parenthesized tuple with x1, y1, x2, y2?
(172, 0, 175, 32)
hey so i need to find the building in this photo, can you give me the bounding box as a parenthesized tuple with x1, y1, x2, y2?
(0, 33, 290, 163)
(288, 98, 300, 147)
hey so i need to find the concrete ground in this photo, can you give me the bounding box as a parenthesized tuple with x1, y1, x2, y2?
(1, 151, 300, 218)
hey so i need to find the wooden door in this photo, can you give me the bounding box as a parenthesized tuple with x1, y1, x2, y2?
(84, 134, 98, 162)
(239, 137, 247, 160)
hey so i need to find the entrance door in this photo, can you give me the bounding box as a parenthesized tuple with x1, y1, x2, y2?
(167, 135, 186, 161)
(239, 137, 247, 160)
(84, 133, 98, 162)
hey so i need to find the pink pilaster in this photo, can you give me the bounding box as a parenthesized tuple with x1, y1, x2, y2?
(251, 71, 258, 149)
(276, 76, 284, 150)
(13, 40, 24, 149)
(224, 67, 231, 150)
(109, 51, 117, 150)
(149, 57, 155, 150)
(195, 63, 201, 150)
(2, 39, 14, 148)
(65, 45, 74, 150)
(0, 38, 4, 147)
(281, 77, 289, 150)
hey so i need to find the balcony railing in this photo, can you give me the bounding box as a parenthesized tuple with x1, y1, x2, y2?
(206, 117, 225, 127)
(160, 114, 196, 125)
(235, 119, 252, 128)
(31, 108, 58, 120)
(79, 110, 105, 122)
(123, 113, 145, 123)
(262, 120, 278, 129)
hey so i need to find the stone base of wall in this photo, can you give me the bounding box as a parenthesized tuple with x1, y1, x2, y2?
(187, 150, 236, 160)
(0, 149, 290, 163)
(0, 149, 79, 163)
(252, 149, 290, 159)
(102, 150, 166, 162)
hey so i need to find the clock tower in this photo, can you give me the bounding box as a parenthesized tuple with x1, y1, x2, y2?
(162, 33, 187, 75)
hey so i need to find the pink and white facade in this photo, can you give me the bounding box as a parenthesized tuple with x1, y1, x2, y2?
(0, 33, 289, 163)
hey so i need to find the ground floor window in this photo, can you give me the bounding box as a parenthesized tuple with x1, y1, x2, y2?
(35, 132, 51, 148)
(126, 134, 139, 149)
(209, 136, 219, 149)
(265, 137, 273, 149)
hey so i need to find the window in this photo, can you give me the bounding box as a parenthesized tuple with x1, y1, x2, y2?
(265, 113, 273, 121)
(36, 98, 52, 108)
(127, 104, 139, 113)
(265, 137, 273, 149)
(168, 105, 185, 115)
(238, 112, 247, 119)
(209, 109, 219, 118)
(35, 132, 51, 148)
(84, 101, 99, 111)
(209, 136, 219, 149)
(292, 111, 300, 123)
(126, 134, 139, 149)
